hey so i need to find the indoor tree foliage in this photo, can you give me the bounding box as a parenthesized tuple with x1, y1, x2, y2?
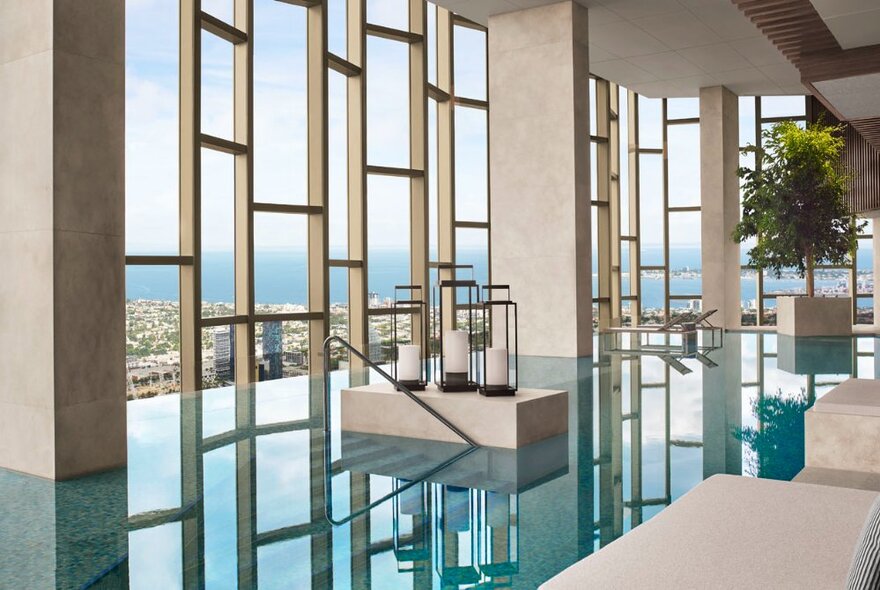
(733, 119, 862, 297)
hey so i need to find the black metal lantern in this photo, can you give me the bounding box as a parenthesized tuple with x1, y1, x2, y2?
(392, 479, 430, 570)
(433, 484, 480, 586)
(479, 285, 518, 397)
(391, 285, 428, 391)
(432, 265, 480, 392)
(478, 491, 520, 581)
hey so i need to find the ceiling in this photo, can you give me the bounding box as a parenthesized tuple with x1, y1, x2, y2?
(432, 0, 806, 97)
(810, 0, 880, 50)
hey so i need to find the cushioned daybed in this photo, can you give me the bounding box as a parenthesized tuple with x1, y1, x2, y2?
(541, 474, 878, 589)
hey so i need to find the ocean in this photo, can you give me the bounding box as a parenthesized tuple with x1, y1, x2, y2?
(126, 245, 874, 309)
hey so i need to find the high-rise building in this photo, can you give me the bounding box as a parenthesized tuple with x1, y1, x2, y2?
(262, 321, 283, 380)
(214, 326, 235, 381)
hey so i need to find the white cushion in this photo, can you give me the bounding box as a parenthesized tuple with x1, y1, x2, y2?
(541, 475, 878, 590)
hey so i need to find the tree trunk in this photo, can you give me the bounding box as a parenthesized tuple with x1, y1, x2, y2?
(806, 248, 815, 298)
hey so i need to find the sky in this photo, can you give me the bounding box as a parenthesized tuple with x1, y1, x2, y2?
(125, 0, 809, 257)
(126, 0, 489, 256)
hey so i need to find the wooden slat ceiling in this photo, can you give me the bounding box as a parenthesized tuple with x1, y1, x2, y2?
(732, 0, 880, 153)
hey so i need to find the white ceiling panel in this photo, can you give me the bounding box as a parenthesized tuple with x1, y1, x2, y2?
(814, 73, 880, 119)
(810, 0, 880, 50)
(433, 0, 803, 97)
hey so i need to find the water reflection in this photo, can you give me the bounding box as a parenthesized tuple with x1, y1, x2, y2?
(0, 332, 876, 589)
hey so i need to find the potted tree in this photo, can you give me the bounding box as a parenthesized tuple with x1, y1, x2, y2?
(733, 119, 862, 337)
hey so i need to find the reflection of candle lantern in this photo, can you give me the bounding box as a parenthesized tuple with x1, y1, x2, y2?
(480, 285, 518, 396)
(478, 491, 519, 580)
(432, 265, 480, 392)
(392, 285, 428, 391)
(433, 485, 481, 585)
(392, 479, 430, 568)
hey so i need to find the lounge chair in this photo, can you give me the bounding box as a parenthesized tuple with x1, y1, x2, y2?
(602, 312, 695, 335)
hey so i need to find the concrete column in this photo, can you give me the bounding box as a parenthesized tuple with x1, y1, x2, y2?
(0, 0, 126, 479)
(489, 1, 592, 358)
(700, 86, 741, 329)
(873, 219, 880, 332)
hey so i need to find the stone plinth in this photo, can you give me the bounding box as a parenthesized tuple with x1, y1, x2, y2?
(777, 335, 853, 375)
(805, 378, 880, 474)
(341, 383, 568, 449)
(776, 296, 852, 337)
(340, 431, 568, 494)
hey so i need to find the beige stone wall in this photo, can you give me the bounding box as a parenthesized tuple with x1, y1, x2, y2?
(0, 0, 125, 479)
(489, 1, 592, 358)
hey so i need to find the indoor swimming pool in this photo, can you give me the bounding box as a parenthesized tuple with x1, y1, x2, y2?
(1, 332, 874, 589)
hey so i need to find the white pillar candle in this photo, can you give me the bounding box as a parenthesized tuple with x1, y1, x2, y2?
(444, 330, 469, 374)
(397, 344, 421, 381)
(485, 347, 509, 386)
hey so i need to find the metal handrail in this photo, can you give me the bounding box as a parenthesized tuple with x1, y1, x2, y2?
(321, 336, 480, 526)
(322, 435, 478, 527)
(322, 336, 478, 447)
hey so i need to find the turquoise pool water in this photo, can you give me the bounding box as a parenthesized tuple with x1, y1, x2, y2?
(0, 332, 874, 589)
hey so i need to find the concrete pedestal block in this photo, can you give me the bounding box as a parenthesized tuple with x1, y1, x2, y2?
(340, 431, 569, 494)
(776, 296, 852, 337)
(341, 383, 568, 449)
(777, 335, 853, 375)
(805, 378, 880, 474)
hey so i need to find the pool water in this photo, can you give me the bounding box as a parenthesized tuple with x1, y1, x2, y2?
(0, 332, 875, 589)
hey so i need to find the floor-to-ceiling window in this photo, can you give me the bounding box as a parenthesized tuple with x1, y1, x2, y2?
(737, 95, 873, 326)
(125, 0, 490, 398)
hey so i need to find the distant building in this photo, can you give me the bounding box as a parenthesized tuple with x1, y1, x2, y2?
(214, 326, 235, 381)
(369, 291, 380, 307)
(262, 321, 283, 380)
(689, 299, 702, 312)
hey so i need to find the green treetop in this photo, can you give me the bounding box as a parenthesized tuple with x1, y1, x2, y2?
(733, 119, 862, 297)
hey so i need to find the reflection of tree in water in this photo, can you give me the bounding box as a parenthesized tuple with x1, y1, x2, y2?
(735, 388, 813, 481)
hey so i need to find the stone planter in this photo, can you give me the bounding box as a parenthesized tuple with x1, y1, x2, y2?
(777, 335, 853, 375)
(776, 296, 852, 337)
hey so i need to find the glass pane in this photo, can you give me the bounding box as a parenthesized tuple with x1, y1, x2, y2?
(126, 0, 179, 255)
(127, 395, 181, 514)
(857, 237, 873, 294)
(639, 153, 664, 266)
(255, 374, 309, 425)
(126, 266, 181, 399)
(202, 325, 236, 389)
(329, 70, 349, 256)
(456, 228, 489, 288)
(638, 95, 662, 149)
(254, 212, 308, 310)
(640, 270, 665, 324)
(667, 97, 698, 120)
(641, 386, 667, 496)
(368, 175, 410, 307)
(203, 445, 237, 584)
(328, 0, 347, 58)
(256, 320, 309, 381)
(367, 36, 410, 168)
(590, 142, 598, 200)
(203, 0, 233, 23)
(761, 95, 805, 119)
(330, 267, 350, 367)
(619, 87, 630, 236)
(668, 212, 701, 297)
(201, 30, 234, 140)
(857, 297, 874, 325)
(667, 123, 700, 207)
(454, 106, 488, 222)
(258, 537, 312, 588)
(739, 96, 756, 147)
(254, 0, 308, 205)
(428, 99, 439, 260)
(427, 3, 437, 85)
(590, 78, 598, 136)
(454, 26, 487, 100)
(129, 523, 183, 588)
(369, 314, 411, 363)
(367, 0, 409, 30)
(201, 149, 235, 318)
